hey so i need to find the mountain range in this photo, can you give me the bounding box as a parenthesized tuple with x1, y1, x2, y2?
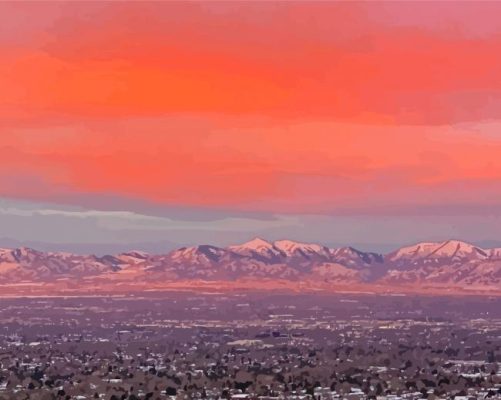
(0, 238, 500, 295)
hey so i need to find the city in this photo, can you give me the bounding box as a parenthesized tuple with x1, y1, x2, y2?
(0, 293, 499, 400)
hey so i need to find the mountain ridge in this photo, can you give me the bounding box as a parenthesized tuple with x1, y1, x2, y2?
(0, 239, 500, 294)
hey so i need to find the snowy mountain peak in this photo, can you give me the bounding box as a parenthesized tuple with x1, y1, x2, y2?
(228, 237, 284, 262)
(332, 246, 365, 256)
(389, 242, 440, 260)
(273, 240, 325, 254)
(230, 237, 274, 251)
(330, 246, 384, 267)
(171, 245, 224, 258)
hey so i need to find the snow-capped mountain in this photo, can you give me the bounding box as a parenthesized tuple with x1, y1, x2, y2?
(386, 240, 489, 268)
(0, 238, 499, 293)
(0, 247, 122, 282)
(381, 240, 498, 288)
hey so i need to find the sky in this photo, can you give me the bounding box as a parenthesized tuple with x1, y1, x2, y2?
(2, 2, 501, 254)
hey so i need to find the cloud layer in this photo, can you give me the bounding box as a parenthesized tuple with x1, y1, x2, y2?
(1, 3, 501, 250)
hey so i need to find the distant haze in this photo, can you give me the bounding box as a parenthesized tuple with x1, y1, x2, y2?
(2, 199, 501, 255)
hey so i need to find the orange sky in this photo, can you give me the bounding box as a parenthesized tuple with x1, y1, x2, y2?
(2, 2, 501, 215)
